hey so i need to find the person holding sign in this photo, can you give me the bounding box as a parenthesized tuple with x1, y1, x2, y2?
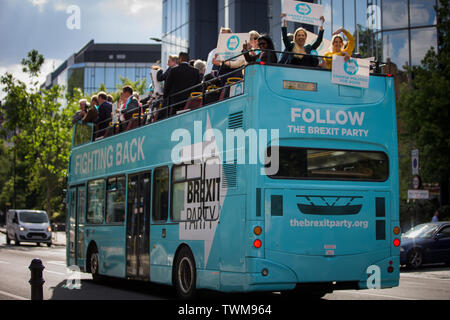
(321, 27, 355, 69)
(280, 13, 324, 67)
(218, 30, 261, 69)
(242, 34, 278, 64)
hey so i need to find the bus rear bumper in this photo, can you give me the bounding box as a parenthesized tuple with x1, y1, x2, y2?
(254, 250, 400, 290)
(213, 258, 298, 292)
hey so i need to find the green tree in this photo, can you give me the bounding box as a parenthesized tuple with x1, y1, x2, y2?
(398, 0, 450, 205)
(1, 50, 78, 218)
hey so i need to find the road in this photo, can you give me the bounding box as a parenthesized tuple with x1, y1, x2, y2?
(1, 232, 450, 301)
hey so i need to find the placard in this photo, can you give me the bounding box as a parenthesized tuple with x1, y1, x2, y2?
(283, 0, 323, 26)
(150, 69, 163, 97)
(215, 33, 250, 62)
(331, 56, 370, 88)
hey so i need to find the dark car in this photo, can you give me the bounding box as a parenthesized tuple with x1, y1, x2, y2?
(400, 222, 450, 269)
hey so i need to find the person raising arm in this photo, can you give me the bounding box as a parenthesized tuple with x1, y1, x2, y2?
(280, 13, 324, 67)
(322, 27, 355, 69)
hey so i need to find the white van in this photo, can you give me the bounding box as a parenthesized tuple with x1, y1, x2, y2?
(6, 210, 52, 247)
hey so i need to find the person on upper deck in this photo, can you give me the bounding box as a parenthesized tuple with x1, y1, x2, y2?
(321, 27, 355, 69)
(72, 99, 89, 125)
(242, 34, 278, 64)
(217, 30, 260, 70)
(94, 92, 112, 135)
(120, 85, 140, 121)
(280, 13, 324, 67)
(163, 52, 202, 115)
(154, 54, 178, 83)
(279, 32, 294, 64)
(194, 60, 206, 79)
(205, 27, 232, 77)
(81, 95, 99, 123)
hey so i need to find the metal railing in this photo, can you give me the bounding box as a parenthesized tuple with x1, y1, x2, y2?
(89, 49, 388, 140)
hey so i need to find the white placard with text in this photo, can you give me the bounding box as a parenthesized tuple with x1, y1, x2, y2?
(216, 33, 250, 63)
(283, 0, 323, 26)
(331, 56, 370, 88)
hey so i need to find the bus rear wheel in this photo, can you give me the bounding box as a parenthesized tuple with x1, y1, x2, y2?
(88, 246, 102, 282)
(174, 246, 197, 299)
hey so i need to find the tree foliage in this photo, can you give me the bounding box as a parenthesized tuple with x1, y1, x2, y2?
(0, 50, 79, 218)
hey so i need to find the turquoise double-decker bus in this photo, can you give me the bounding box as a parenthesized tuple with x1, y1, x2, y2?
(66, 57, 400, 299)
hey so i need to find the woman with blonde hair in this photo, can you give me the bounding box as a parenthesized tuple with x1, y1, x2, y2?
(280, 13, 324, 66)
(322, 27, 355, 69)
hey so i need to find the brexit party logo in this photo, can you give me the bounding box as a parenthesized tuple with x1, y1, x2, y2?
(344, 58, 359, 76)
(227, 35, 240, 51)
(296, 3, 312, 15)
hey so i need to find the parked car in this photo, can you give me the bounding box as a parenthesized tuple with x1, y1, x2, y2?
(6, 209, 52, 247)
(400, 222, 450, 269)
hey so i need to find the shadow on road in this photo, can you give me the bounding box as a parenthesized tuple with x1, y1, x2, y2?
(49, 276, 290, 301)
(50, 277, 177, 300)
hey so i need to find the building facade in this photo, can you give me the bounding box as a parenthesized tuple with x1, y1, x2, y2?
(45, 40, 161, 96)
(160, 0, 438, 70)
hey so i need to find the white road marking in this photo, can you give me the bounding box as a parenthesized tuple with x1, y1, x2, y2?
(0, 260, 11, 265)
(47, 261, 67, 266)
(0, 289, 28, 300)
(336, 290, 417, 300)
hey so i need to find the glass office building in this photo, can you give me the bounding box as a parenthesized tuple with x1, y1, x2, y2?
(45, 40, 161, 96)
(161, 0, 190, 70)
(161, 0, 439, 71)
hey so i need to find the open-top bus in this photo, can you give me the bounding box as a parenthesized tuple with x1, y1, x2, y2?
(67, 53, 400, 298)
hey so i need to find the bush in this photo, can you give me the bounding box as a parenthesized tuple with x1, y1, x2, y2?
(438, 205, 450, 221)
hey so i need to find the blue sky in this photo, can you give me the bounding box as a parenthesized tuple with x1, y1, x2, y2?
(0, 0, 162, 95)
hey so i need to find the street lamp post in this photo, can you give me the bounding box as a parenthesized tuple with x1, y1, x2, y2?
(149, 37, 189, 52)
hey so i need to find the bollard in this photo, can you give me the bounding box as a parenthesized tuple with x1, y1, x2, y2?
(29, 258, 45, 300)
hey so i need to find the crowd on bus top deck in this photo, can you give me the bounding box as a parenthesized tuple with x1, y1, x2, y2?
(73, 14, 357, 132)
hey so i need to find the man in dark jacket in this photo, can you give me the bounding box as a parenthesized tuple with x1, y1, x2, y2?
(163, 52, 201, 116)
(156, 54, 178, 82)
(94, 92, 112, 136)
(120, 85, 140, 121)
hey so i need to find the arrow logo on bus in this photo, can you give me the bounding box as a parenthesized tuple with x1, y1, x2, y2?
(296, 195, 363, 215)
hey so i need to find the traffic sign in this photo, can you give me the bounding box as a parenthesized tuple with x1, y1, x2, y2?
(411, 149, 419, 175)
(408, 189, 429, 199)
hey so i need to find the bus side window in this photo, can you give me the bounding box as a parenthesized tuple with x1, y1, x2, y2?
(153, 166, 169, 222)
(87, 179, 105, 224)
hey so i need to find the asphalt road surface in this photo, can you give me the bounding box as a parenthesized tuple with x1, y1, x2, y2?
(1, 232, 449, 301)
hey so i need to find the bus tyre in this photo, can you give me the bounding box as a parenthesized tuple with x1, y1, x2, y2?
(174, 247, 197, 299)
(89, 248, 102, 282)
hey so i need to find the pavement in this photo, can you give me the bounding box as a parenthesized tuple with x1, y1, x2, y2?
(0, 226, 66, 247)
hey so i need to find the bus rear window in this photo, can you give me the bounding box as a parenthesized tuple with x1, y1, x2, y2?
(267, 147, 388, 181)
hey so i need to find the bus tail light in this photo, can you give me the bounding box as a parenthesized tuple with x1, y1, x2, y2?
(393, 226, 400, 235)
(253, 239, 262, 248)
(253, 226, 262, 235)
(393, 238, 400, 247)
(388, 260, 394, 273)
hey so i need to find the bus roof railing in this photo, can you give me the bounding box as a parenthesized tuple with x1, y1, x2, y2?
(79, 49, 391, 143)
